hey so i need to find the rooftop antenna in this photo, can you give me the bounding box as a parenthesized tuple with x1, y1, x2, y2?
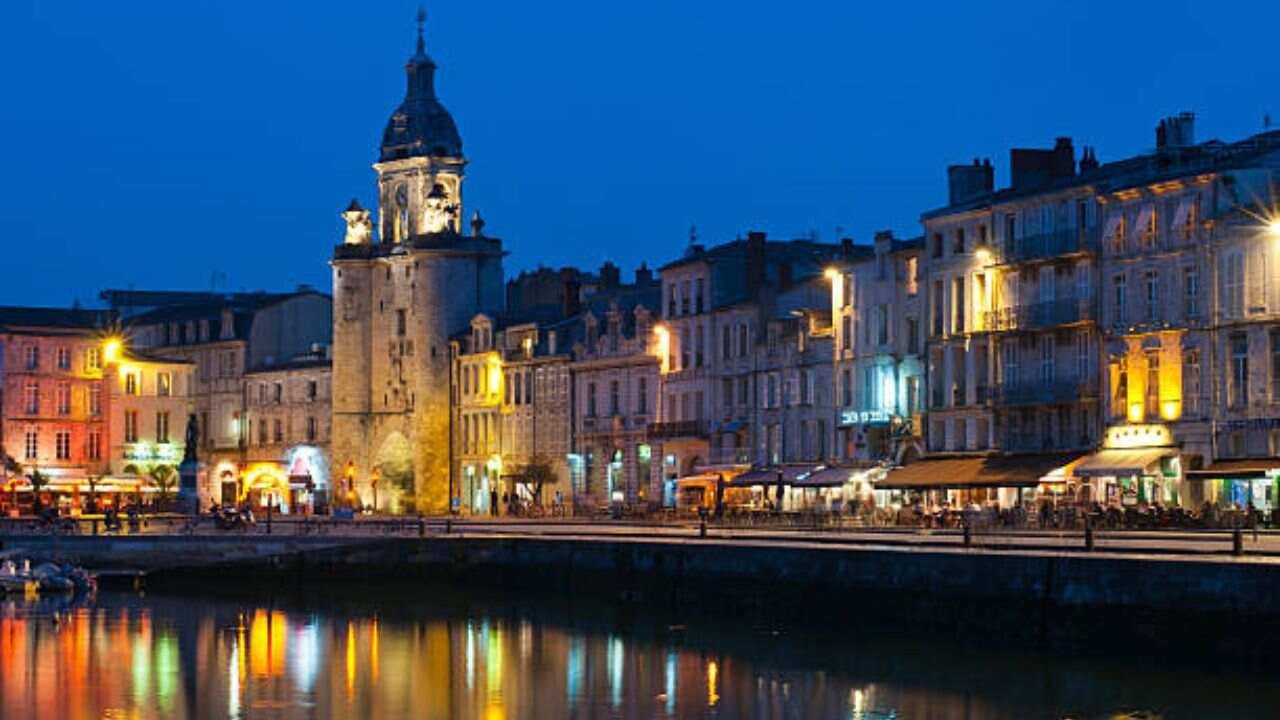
(415, 6, 427, 55)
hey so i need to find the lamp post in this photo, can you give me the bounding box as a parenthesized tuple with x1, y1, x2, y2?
(344, 461, 355, 509)
(370, 466, 381, 514)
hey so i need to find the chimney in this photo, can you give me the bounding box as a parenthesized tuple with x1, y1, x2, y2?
(840, 237, 854, 257)
(946, 158, 995, 205)
(746, 231, 767, 293)
(1079, 146, 1099, 173)
(599, 262, 620, 290)
(559, 268, 581, 318)
(1158, 112, 1196, 149)
(634, 263, 654, 287)
(1010, 138, 1075, 189)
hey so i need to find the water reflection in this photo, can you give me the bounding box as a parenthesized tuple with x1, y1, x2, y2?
(1, 591, 1278, 719)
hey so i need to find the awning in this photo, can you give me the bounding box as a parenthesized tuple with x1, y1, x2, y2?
(1186, 458, 1280, 481)
(876, 454, 1080, 490)
(794, 466, 856, 488)
(1073, 448, 1174, 478)
(675, 474, 721, 486)
(728, 465, 817, 487)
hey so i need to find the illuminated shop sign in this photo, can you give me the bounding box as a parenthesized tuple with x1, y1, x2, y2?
(839, 410, 892, 427)
(123, 443, 181, 463)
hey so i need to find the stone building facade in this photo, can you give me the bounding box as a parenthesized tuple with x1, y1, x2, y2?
(243, 355, 332, 512)
(117, 290, 331, 505)
(330, 21, 504, 514)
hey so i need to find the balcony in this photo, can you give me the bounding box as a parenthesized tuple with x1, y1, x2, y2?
(984, 298, 1096, 332)
(1003, 227, 1099, 264)
(646, 420, 710, 439)
(993, 378, 1098, 406)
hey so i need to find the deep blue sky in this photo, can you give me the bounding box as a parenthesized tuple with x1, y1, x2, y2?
(4, 1, 1279, 307)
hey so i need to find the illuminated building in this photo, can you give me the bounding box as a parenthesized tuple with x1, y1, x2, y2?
(108, 289, 331, 508)
(330, 14, 504, 514)
(643, 231, 851, 508)
(829, 231, 924, 463)
(103, 347, 195, 503)
(0, 307, 114, 511)
(242, 354, 332, 512)
(566, 266, 661, 506)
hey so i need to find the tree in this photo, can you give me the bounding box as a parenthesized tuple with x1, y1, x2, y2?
(1, 452, 22, 512)
(27, 468, 48, 516)
(149, 466, 178, 509)
(518, 456, 556, 507)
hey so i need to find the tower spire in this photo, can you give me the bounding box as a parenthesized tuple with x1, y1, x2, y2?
(415, 6, 426, 56)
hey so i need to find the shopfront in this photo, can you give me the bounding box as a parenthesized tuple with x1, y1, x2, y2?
(876, 453, 1079, 510)
(1072, 425, 1180, 507)
(1185, 458, 1280, 512)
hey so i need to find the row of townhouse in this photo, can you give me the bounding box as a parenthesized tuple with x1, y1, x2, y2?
(882, 114, 1280, 510)
(0, 307, 193, 512)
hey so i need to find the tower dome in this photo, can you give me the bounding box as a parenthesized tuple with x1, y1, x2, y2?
(379, 10, 463, 162)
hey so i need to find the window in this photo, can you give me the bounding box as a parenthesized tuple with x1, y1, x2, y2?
(24, 346, 39, 370)
(396, 309, 407, 337)
(56, 347, 71, 370)
(1271, 329, 1280, 404)
(1141, 207, 1158, 248)
(1145, 353, 1160, 417)
(307, 380, 318, 401)
(1112, 274, 1127, 325)
(694, 277, 705, 314)
(125, 372, 139, 396)
(199, 319, 210, 342)
(637, 377, 648, 414)
(505, 373, 514, 405)
(307, 416, 317, 443)
(1113, 362, 1128, 419)
(1144, 271, 1159, 323)
(609, 380, 620, 416)
(695, 324, 705, 367)
(680, 327, 691, 369)
(952, 277, 966, 334)
(258, 419, 268, 446)
(1076, 330, 1090, 380)
(681, 280, 691, 315)
(24, 382, 38, 414)
(1004, 213, 1017, 252)
(841, 369, 853, 407)
(1003, 342, 1019, 387)
(667, 284, 677, 317)
(125, 411, 139, 443)
(1230, 333, 1249, 408)
(1184, 349, 1201, 416)
(86, 347, 101, 371)
(88, 431, 101, 461)
(273, 419, 283, 443)
(841, 315, 852, 351)
(906, 375, 919, 413)
(158, 372, 172, 397)
(877, 305, 889, 345)
(905, 257, 919, 296)
(587, 383, 597, 417)
(932, 280, 945, 336)
(953, 228, 965, 254)
(722, 326, 732, 360)
(157, 411, 170, 443)
(24, 430, 37, 460)
(273, 383, 283, 404)
(931, 232, 943, 258)
(738, 324, 748, 357)
(1184, 267, 1200, 319)
(88, 385, 101, 416)
(906, 317, 919, 354)
(1224, 251, 1244, 319)
(56, 383, 70, 416)
(1039, 335, 1055, 383)
(55, 432, 70, 460)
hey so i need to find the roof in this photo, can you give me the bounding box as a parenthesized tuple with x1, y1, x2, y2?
(379, 25, 462, 162)
(1185, 458, 1280, 480)
(921, 128, 1280, 221)
(0, 306, 113, 331)
(246, 357, 332, 375)
(877, 453, 1079, 490)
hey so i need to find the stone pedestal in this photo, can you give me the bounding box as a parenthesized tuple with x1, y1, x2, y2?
(178, 459, 200, 514)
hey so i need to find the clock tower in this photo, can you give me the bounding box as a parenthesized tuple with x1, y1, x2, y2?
(331, 10, 504, 514)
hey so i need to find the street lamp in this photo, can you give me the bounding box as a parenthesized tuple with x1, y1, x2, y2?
(370, 466, 381, 513)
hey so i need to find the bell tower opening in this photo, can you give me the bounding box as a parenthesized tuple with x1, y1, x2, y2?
(374, 8, 466, 242)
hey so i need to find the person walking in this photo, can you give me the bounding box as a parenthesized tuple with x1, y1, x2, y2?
(489, 488, 499, 517)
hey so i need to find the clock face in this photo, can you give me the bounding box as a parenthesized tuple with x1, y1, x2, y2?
(395, 185, 409, 208)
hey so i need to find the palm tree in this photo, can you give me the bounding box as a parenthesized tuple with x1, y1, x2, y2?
(28, 468, 48, 516)
(149, 466, 178, 510)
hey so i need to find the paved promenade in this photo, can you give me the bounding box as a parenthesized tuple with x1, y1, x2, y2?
(5, 514, 1280, 564)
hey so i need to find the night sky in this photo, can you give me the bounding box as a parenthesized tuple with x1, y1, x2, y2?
(4, 1, 1278, 307)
